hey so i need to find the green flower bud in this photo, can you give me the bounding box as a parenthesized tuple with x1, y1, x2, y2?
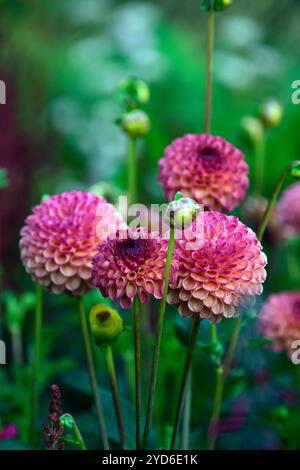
(291, 161, 300, 179)
(89, 182, 121, 204)
(117, 77, 150, 110)
(261, 99, 283, 128)
(241, 116, 264, 146)
(89, 304, 123, 346)
(120, 110, 150, 138)
(201, 0, 233, 12)
(165, 194, 201, 229)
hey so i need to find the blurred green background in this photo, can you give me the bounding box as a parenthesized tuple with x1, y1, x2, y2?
(0, 0, 300, 450)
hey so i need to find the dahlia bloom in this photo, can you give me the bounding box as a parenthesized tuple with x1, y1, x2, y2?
(168, 212, 267, 323)
(91, 227, 178, 309)
(259, 292, 300, 354)
(158, 134, 249, 212)
(20, 191, 124, 296)
(277, 182, 300, 237)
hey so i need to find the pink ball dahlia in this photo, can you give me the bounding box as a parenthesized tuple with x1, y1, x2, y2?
(20, 191, 124, 296)
(168, 212, 267, 323)
(91, 227, 178, 309)
(158, 134, 249, 212)
(259, 292, 300, 354)
(277, 182, 300, 237)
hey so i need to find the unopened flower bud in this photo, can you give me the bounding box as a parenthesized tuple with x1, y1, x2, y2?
(291, 161, 300, 179)
(89, 304, 123, 346)
(241, 116, 264, 146)
(120, 110, 150, 138)
(117, 77, 150, 110)
(261, 99, 283, 128)
(201, 0, 232, 12)
(165, 194, 201, 229)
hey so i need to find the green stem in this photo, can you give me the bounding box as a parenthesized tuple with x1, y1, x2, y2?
(106, 344, 126, 447)
(204, 7, 215, 133)
(258, 161, 299, 242)
(254, 135, 265, 195)
(11, 329, 23, 366)
(170, 318, 200, 450)
(77, 297, 109, 450)
(207, 317, 241, 450)
(133, 296, 142, 450)
(181, 370, 192, 450)
(29, 283, 43, 446)
(142, 226, 175, 449)
(128, 136, 138, 205)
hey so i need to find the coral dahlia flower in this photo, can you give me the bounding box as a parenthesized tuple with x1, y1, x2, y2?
(91, 227, 178, 309)
(168, 212, 267, 323)
(20, 191, 124, 296)
(259, 292, 300, 355)
(158, 134, 249, 212)
(277, 182, 300, 237)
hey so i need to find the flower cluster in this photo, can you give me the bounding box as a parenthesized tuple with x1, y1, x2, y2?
(20, 191, 124, 296)
(168, 212, 267, 323)
(92, 227, 178, 309)
(43, 384, 65, 450)
(158, 134, 249, 212)
(259, 292, 300, 355)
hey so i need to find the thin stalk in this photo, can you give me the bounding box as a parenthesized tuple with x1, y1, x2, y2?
(254, 135, 265, 195)
(142, 226, 175, 449)
(133, 296, 142, 450)
(29, 283, 43, 446)
(128, 136, 138, 205)
(204, 7, 215, 133)
(170, 318, 200, 450)
(181, 370, 192, 450)
(11, 329, 23, 365)
(207, 317, 241, 450)
(258, 161, 299, 242)
(106, 344, 126, 447)
(77, 297, 109, 450)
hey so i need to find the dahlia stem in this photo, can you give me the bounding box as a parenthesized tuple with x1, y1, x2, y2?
(170, 318, 200, 450)
(128, 136, 138, 205)
(254, 134, 265, 195)
(142, 226, 175, 449)
(29, 283, 43, 446)
(204, 6, 215, 133)
(105, 344, 126, 447)
(181, 370, 192, 450)
(133, 296, 142, 450)
(258, 161, 300, 242)
(77, 297, 109, 450)
(207, 317, 241, 450)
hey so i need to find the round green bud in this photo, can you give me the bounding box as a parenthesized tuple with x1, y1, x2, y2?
(121, 110, 150, 138)
(89, 182, 121, 204)
(291, 161, 300, 179)
(201, 0, 233, 12)
(261, 99, 283, 128)
(241, 116, 264, 146)
(89, 304, 124, 346)
(117, 77, 150, 110)
(165, 195, 201, 230)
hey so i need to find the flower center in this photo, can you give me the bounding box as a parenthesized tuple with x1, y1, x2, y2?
(116, 238, 151, 269)
(198, 146, 223, 171)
